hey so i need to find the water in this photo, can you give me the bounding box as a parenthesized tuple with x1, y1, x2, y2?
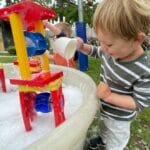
(66, 59, 70, 68)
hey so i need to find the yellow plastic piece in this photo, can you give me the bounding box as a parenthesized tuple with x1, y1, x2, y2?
(41, 53, 50, 71)
(34, 20, 45, 34)
(34, 20, 50, 71)
(9, 13, 31, 80)
(30, 66, 42, 73)
(18, 78, 63, 92)
(33, 56, 40, 61)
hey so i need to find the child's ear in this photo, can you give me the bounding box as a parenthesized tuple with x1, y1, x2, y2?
(134, 32, 146, 44)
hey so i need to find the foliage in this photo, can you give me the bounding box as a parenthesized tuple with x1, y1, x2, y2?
(33, 0, 52, 6)
(51, 1, 98, 27)
(52, 3, 78, 24)
(83, 2, 98, 27)
(5, 0, 20, 6)
(6, 46, 16, 55)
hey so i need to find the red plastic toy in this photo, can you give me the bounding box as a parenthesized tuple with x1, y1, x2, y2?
(0, 68, 6, 92)
(0, 1, 56, 30)
(0, 1, 65, 131)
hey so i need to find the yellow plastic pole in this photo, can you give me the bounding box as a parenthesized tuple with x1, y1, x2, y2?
(9, 13, 31, 79)
(34, 20, 45, 34)
(35, 20, 50, 71)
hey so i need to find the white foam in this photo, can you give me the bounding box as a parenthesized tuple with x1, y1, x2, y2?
(0, 82, 83, 150)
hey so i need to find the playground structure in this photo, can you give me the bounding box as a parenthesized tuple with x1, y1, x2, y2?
(0, 1, 66, 131)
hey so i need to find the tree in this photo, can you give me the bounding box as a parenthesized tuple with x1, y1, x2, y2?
(5, 0, 20, 6)
(33, 0, 52, 7)
(51, 0, 98, 27)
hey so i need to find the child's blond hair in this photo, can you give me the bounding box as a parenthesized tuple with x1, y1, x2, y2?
(93, 0, 150, 40)
(55, 22, 72, 37)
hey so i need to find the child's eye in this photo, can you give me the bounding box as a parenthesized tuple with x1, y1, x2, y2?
(107, 44, 112, 47)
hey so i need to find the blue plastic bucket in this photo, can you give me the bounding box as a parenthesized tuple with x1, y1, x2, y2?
(24, 31, 47, 57)
(35, 92, 51, 113)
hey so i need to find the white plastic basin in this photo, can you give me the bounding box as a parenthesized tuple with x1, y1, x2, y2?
(3, 64, 98, 150)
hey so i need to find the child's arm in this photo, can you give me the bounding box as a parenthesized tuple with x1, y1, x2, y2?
(97, 81, 137, 110)
(43, 21, 61, 36)
(76, 37, 92, 54)
(76, 37, 102, 57)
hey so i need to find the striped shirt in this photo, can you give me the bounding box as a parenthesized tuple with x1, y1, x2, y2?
(89, 46, 150, 121)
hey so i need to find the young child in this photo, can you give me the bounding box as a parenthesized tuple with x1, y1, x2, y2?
(44, 21, 77, 68)
(77, 0, 150, 149)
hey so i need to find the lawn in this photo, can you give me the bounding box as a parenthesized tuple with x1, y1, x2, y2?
(0, 51, 17, 63)
(0, 56, 17, 63)
(0, 55, 150, 149)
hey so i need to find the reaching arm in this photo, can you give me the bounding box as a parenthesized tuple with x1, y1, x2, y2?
(76, 37, 102, 58)
(97, 82, 137, 110)
(43, 21, 61, 36)
(76, 37, 92, 54)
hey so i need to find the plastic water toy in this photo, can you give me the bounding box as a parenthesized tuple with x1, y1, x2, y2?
(0, 63, 6, 92)
(3, 64, 99, 150)
(0, 2, 99, 149)
(24, 31, 47, 57)
(0, 1, 66, 131)
(13, 59, 42, 73)
(35, 92, 52, 113)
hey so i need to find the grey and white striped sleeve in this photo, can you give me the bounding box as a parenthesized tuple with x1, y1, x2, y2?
(133, 73, 150, 111)
(88, 46, 102, 58)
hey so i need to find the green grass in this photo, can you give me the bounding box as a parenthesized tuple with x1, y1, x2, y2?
(0, 51, 17, 63)
(85, 56, 150, 149)
(0, 56, 17, 63)
(86, 56, 101, 84)
(0, 52, 15, 56)
(128, 108, 150, 149)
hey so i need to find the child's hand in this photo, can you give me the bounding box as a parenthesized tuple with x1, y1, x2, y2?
(43, 20, 49, 28)
(75, 37, 84, 50)
(97, 82, 111, 101)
